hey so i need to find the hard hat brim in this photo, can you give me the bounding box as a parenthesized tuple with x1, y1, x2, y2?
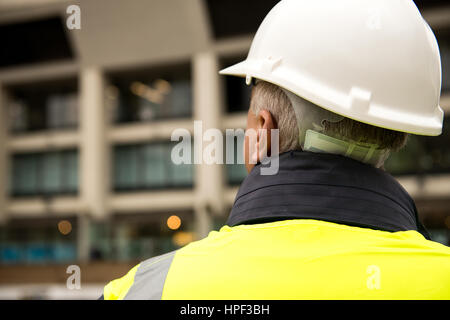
(219, 61, 248, 77)
(219, 59, 444, 137)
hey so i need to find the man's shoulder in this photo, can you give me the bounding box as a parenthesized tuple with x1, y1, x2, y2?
(103, 250, 177, 300)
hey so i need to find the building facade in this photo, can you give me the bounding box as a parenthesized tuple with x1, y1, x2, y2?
(0, 0, 449, 298)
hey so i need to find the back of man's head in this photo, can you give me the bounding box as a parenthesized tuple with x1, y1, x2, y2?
(250, 80, 408, 166)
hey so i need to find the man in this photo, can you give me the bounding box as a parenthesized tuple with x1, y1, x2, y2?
(102, 0, 450, 299)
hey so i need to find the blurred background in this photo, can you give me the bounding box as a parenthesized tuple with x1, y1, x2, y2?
(0, 0, 448, 299)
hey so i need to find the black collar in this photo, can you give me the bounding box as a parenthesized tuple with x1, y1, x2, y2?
(227, 151, 430, 239)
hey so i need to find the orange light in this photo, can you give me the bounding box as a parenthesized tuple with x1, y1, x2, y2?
(172, 231, 194, 247)
(58, 220, 72, 235)
(167, 215, 181, 230)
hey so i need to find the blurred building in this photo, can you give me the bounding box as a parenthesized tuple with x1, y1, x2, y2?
(0, 0, 449, 299)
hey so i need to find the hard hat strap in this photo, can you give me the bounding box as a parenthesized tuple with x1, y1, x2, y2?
(281, 88, 390, 167)
(303, 130, 390, 168)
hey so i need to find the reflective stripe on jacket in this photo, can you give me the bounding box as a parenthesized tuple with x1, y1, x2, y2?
(103, 152, 450, 299)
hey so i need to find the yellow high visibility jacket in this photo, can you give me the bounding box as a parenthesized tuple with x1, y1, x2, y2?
(104, 219, 450, 300)
(102, 152, 450, 300)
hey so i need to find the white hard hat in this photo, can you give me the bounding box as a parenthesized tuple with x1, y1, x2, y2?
(220, 0, 444, 136)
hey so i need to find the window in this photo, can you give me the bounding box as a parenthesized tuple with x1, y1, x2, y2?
(113, 142, 193, 191)
(95, 212, 195, 262)
(0, 17, 74, 69)
(384, 117, 450, 175)
(221, 56, 252, 113)
(8, 78, 78, 133)
(428, 229, 450, 246)
(107, 63, 192, 123)
(437, 31, 450, 93)
(205, 0, 281, 39)
(11, 150, 78, 197)
(413, 0, 449, 10)
(0, 217, 77, 265)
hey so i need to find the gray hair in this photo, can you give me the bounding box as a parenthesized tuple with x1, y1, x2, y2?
(250, 81, 408, 154)
(250, 81, 300, 152)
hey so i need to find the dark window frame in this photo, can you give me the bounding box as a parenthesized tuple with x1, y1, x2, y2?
(107, 62, 193, 124)
(384, 116, 450, 176)
(204, 0, 281, 40)
(7, 77, 79, 134)
(10, 149, 79, 197)
(113, 141, 194, 192)
(0, 16, 74, 69)
(220, 55, 253, 114)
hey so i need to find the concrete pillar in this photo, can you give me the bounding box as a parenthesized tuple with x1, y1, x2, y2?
(192, 52, 224, 238)
(0, 83, 8, 225)
(79, 67, 109, 261)
(80, 67, 109, 220)
(77, 213, 91, 263)
(193, 204, 213, 240)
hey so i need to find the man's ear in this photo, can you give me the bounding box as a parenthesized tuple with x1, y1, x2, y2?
(256, 109, 277, 160)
